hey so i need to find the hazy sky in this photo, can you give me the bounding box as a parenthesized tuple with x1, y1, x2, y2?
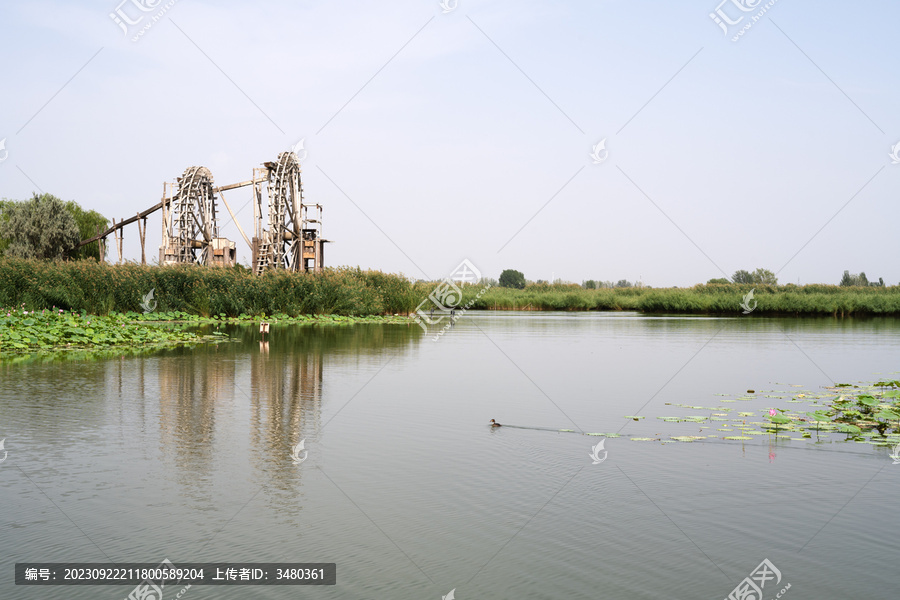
(1, 0, 897, 286)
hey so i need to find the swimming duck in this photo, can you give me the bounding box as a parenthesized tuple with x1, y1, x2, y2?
(490, 419, 502, 427)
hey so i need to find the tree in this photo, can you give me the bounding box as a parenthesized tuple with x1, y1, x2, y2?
(499, 269, 526, 289)
(0, 199, 15, 256)
(583, 280, 597, 289)
(840, 270, 878, 286)
(707, 277, 730, 284)
(732, 269, 753, 284)
(615, 279, 632, 288)
(0, 193, 81, 259)
(65, 200, 108, 261)
(732, 268, 777, 285)
(840, 270, 853, 286)
(752, 268, 778, 285)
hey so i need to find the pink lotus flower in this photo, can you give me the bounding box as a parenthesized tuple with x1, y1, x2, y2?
(769, 409, 777, 416)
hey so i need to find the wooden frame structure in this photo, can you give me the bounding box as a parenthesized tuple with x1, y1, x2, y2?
(75, 149, 328, 272)
(252, 152, 326, 275)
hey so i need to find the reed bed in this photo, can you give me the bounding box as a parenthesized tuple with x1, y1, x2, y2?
(462, 282, 900, 315)
(2, 259, 897, 317)
(0, 259, 419, 317)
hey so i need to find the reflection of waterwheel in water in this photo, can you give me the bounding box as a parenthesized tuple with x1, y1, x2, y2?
(169, 166, 219, 265)
(256, 151, 302, 273)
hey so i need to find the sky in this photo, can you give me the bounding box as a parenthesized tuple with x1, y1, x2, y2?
(0, 0, 898, 287)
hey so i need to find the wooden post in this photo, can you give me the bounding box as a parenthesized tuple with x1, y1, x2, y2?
(112, 219, 121, 264)
(137, 214, 146, 265)
(161, 183, 168, 261)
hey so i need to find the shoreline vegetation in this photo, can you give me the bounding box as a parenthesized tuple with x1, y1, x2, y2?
(2, 258, 900, 318)
(0, 307, 410, 359)
(2, 258, 900, 356)
(471, 283, 900, 315)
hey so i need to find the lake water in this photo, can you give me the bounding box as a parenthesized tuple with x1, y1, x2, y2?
(2, 312, 899, 599)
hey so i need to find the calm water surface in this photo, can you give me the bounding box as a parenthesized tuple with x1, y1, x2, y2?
(1, 312, 899, 599)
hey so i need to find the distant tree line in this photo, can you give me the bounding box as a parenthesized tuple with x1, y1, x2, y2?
(840, 270, 884, 287)
(706, 268, 777, 285)
(710, 269, 885, 287)
(582, 279, 638, 289)
(494, 266, 892, 291)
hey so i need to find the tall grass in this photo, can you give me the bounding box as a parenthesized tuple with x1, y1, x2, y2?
(460, 282, 900, 315)
(2, 259, 898, 317)
(0, 259, 418, 317)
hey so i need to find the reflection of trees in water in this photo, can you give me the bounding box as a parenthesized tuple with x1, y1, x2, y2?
(158, 346, 235, 509)
(228, 322, 422, 356)
(151, 323, 421, 516)
(0, 359, 111, 446)
(248, 345, 321, 519)
(246, 323, 422, 519)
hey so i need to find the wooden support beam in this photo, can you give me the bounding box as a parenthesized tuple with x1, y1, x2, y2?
(75, 177, 266, 249)
(137, 214, 146, 265)
(97, 224, 105, 263)
(112, 219, 120, 263)
(218, 188, 252, 249)
(214, 177, 266, 193)
(78, 197, 172, 248)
